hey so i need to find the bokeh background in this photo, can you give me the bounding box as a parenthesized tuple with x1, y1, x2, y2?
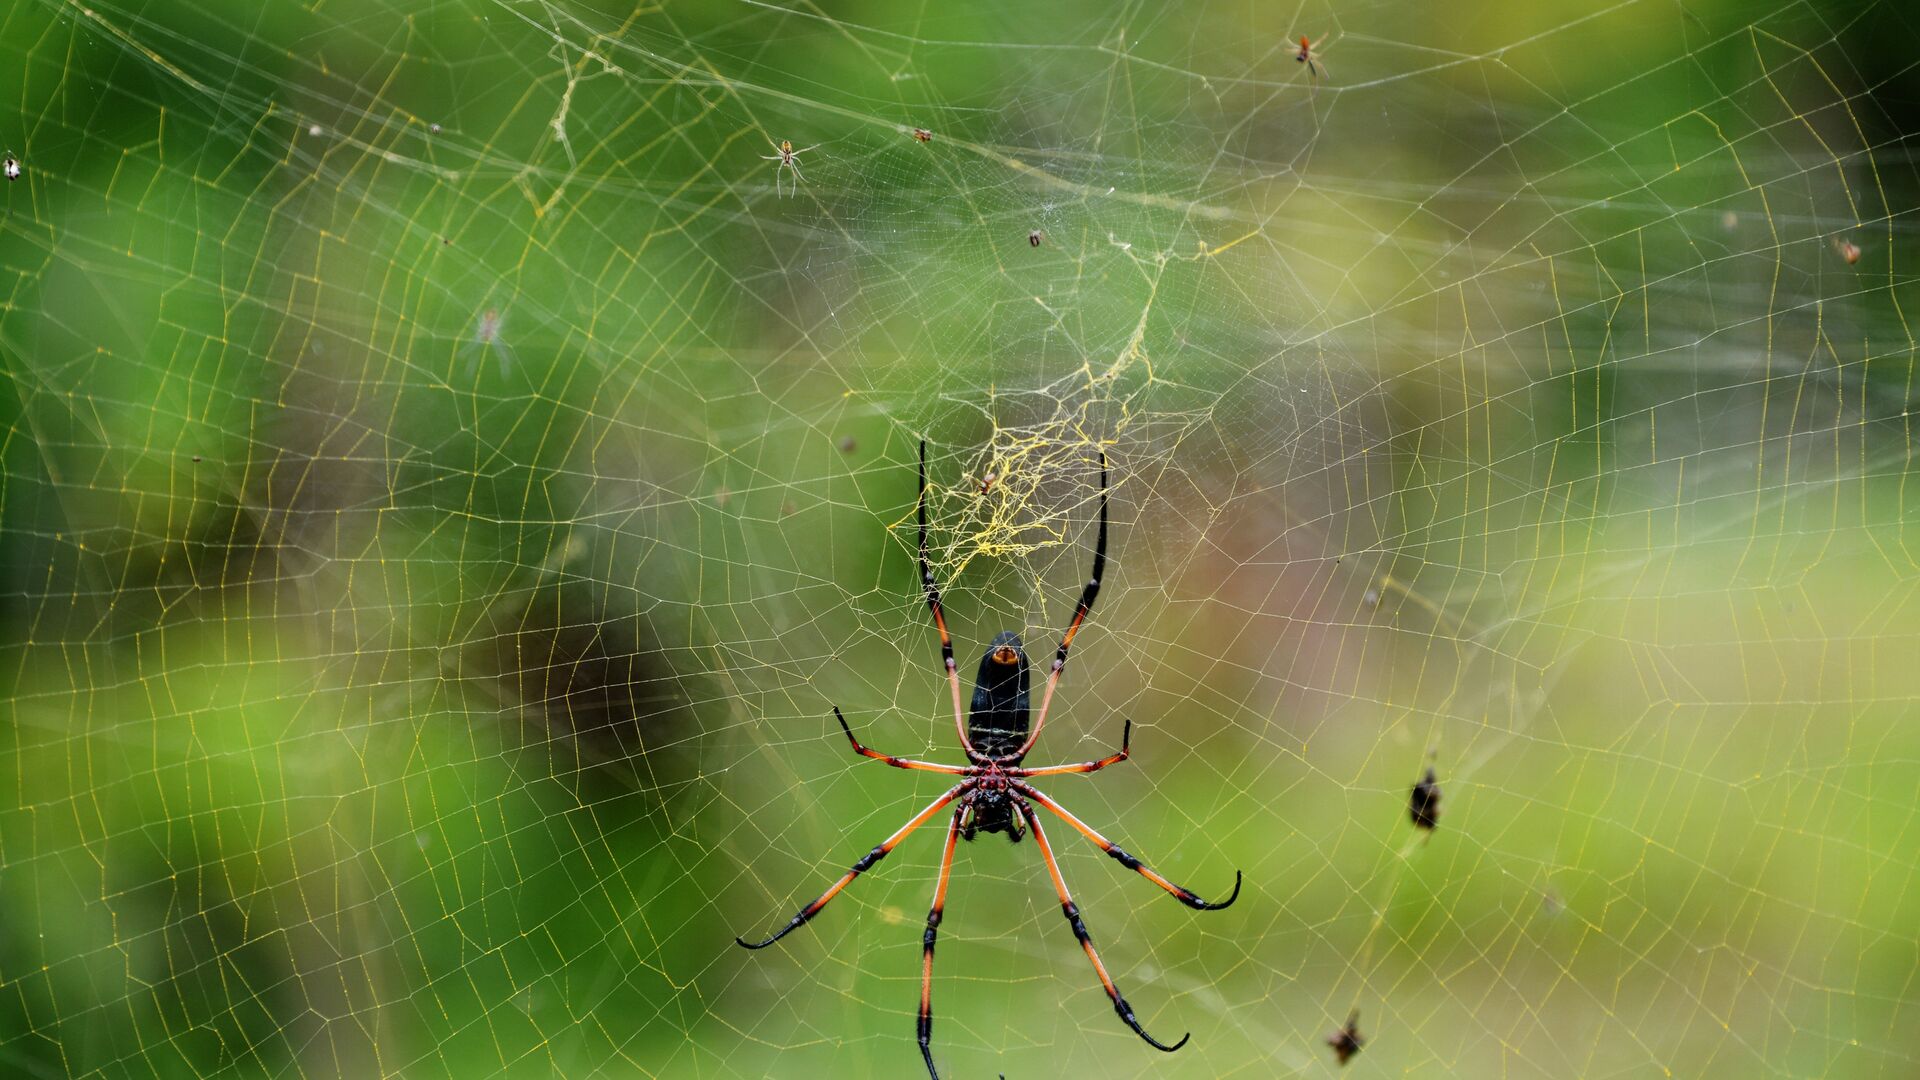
(2, 0, 1918, 1076)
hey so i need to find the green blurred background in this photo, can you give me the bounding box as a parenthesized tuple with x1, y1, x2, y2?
(2, 0, 1917, 1076)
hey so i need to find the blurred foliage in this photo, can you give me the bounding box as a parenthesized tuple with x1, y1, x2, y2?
(1, 0, 1917, 1077)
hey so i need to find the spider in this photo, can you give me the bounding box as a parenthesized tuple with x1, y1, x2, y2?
(761, 138, 816, 197)
(736, 440, 1242, 1079)
(1295, 34, 1331, 99)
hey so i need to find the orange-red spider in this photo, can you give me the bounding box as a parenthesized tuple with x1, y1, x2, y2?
(1296, 35, 1330, 91)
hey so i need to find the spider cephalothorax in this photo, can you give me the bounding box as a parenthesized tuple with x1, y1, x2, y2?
(735, 441, 1242, 1079)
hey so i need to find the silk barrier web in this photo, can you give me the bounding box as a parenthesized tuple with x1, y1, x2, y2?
(1, 0, 1917, 1076)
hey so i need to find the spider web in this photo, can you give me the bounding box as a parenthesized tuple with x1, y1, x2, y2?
(1, 0, 1917, 1076)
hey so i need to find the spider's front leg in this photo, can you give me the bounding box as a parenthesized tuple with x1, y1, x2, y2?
(835, 708, 973, 775)
(734, 782, 969, 949)
(917, 441, 987, 763)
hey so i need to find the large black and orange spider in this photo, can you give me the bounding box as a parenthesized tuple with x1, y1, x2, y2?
(736, 441, 1242, 1078)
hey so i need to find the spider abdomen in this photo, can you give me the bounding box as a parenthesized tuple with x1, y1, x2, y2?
(968, 631, 1031, 759)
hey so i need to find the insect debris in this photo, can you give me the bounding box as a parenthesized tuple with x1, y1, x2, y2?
(1409, 763, 1441, 831)
(1326, 1009, 1364, 1065)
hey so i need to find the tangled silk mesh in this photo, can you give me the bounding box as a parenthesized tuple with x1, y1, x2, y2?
(0, 0, 1916, 1077)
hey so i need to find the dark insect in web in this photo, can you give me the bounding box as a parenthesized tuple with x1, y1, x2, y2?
(912, 127, 933, 142)
(1326, 1009, 1364, 1065)
(1409, 764, 1441, 831)
(734, 440, 1242, 1079)
(1028, 229, 1043, 247)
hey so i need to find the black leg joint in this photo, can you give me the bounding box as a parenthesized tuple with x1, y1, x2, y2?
(919, 1028, 937, 1080)
(1106, 845, 1142, 871)
(852, 844, 887, 873)
(1112, 992, 1191, 1052)
(1061, 900, 1091, 944)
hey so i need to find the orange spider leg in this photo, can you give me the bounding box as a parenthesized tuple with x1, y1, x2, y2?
(1016, 781, 1241, 910)
(735, 783, 968, 949)
(1007, 453, 1106, 762)
(920, 442, 987, 762)
(917, 810, 964, 1077)
(837, 707, 974, 775)
(1019, 802, 1189, 1052)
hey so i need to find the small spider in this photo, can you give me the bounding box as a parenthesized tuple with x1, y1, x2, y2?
(1326, 1009, 1364, 1066)
(736, 441, 1241, 1079)
(1029, 229, 1044, 247)
(1409, 762, 1441, 831)
(1295, 35, 1331, 98)
(761, 138, 817, 197)
(911, 127, 933, 143)
(3, 152, 19, 182)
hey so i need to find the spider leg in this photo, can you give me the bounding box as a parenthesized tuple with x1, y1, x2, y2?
(1009, 719, 1130, 778)
(919, 441, 984, 761)
(918, 808, 964, 1080)
(1015, 781, 1241, 911)
(1007, 452, 1106, 762)
(735, 782, 970, 949)
(1018, 801, 1189, 1053)
(836, 708, 973, 775)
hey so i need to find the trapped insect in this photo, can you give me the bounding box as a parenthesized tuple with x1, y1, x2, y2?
(912, 127, 933, 143)
(3, 153, 18, 181)
(1834, 237, 1861, 264)
(1029, 229, 1044, 247)
(761, 138, 817, 197)
(735, 441, 1241, 1079)
(466, 308, 514, 377)
(1409, 763, 1441, 831)
(1326, 1009, 1364, 1065)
